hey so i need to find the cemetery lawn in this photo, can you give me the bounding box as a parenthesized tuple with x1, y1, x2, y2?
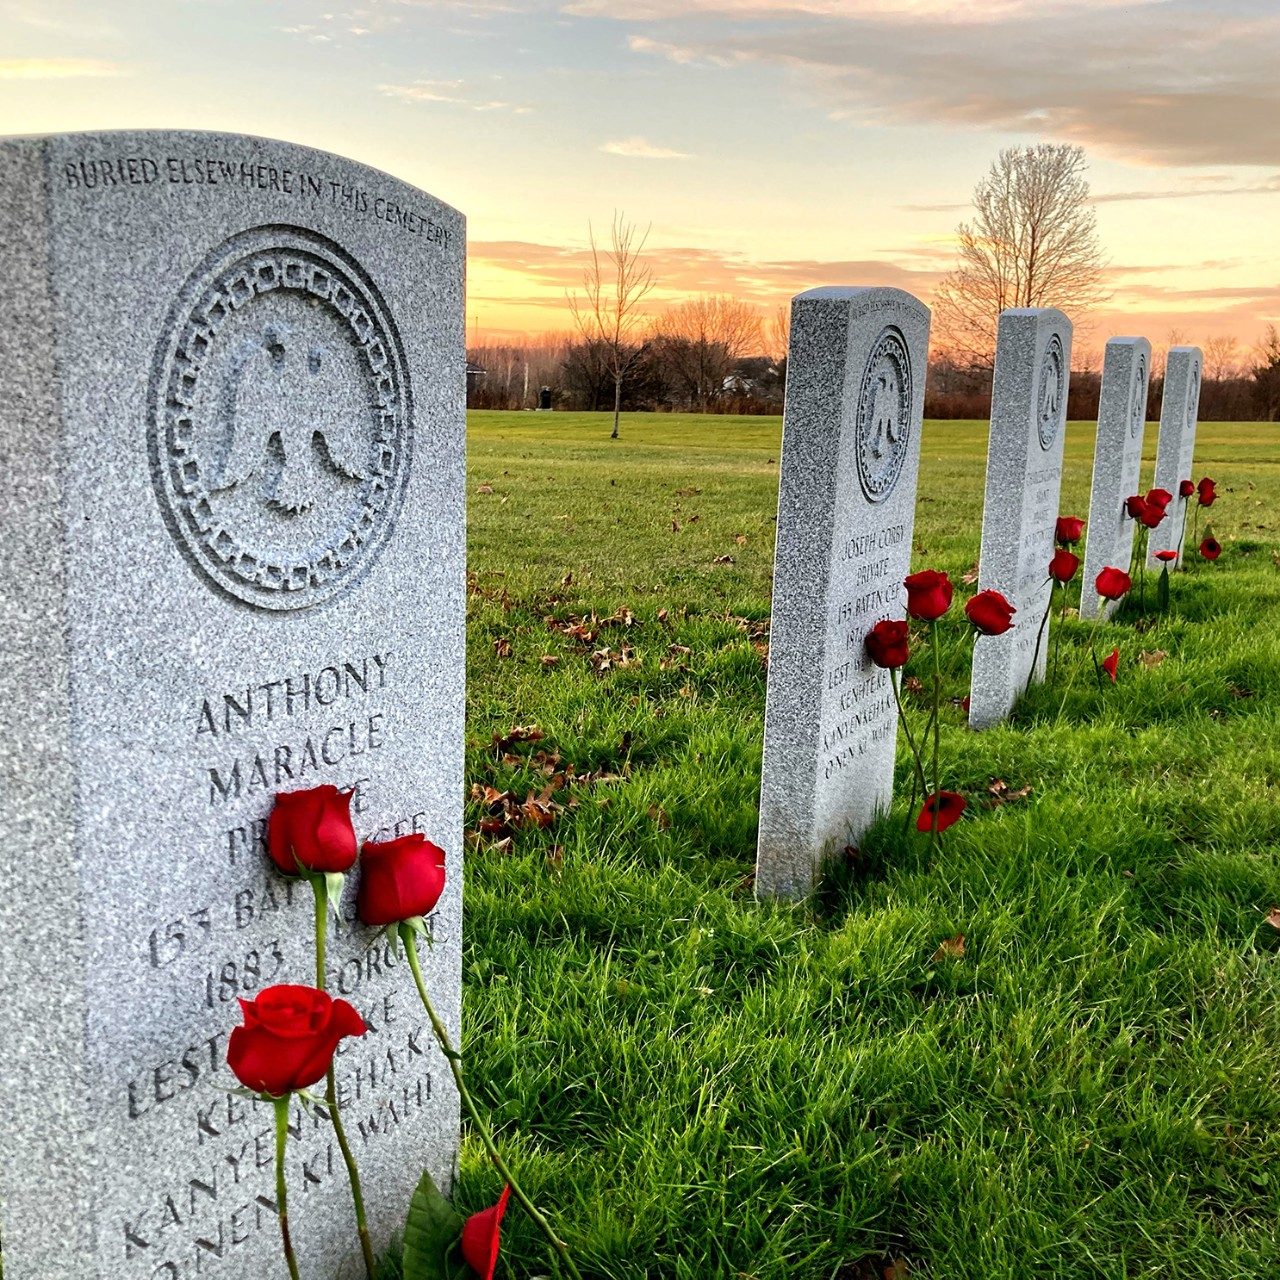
(430, 413, 1279, 1279)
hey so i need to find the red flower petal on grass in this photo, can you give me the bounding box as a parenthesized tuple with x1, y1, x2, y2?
(917, 791, 967, 833)
(1101, 648, 1120, 682)
(964, 589, 1016, 636)
(460, 1186, 512, 1280)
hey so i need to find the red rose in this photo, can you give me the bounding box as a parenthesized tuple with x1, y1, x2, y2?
(1101, 647, 1120, 683)
(1178, 479, 1195, 498)
(964, 589, 1015, 636)
(460, 1186, 511, 1280)
(1124, 495, 1148, 520)
(1137, 502, 1166, 529)
(1095, 567, 1132, 601)
(267, 785, 358, 876)
(1197, 477, 1217, 507)
(227, 985, 366, 1097)
(1146, 487, 1173, 510)
(357, 834, 447, 927)
(1049, 549, 1079, 584)
(1055, 516, 1084, 546)
(864, 619, 910, 669)
(903, 569, 953, 621)
(1154, 550, 1178, 564)
(916, 791, 966, 834)
(1199, 536, 1221, 561)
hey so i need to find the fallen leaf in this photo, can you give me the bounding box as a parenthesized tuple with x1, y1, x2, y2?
(734, 534, 747, 546)
(647, 805, 670, 829)
(930, 933, 966, 963)
(675, 485, 702, 497)
(492, 724, 544, 753)
(1138, 649, 1167, 667)
(671, 520, 681, 533)
(475, 483, 493, 494)
(539, 654, 561, 668)
(561, 571, 573, 586)
(712, 555, 736, 565)
(493, 638, 512, 659)
(904, 676, 925, 696)
(1265, 907, 1280, 931)
(884, 1261, 911, 1280)
(657, 608, 670, 623)
(961, 564, 980, 585)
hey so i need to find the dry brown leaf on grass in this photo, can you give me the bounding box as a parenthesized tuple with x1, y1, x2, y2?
(493, 638, 513, 659)
(1264, 907, 1280, 931)
(475, 483, 493, 494)
(539, 654, 561, 668)
(712, 554, 735, 565)
(675, 485, 702, 497)
(930, 933, 966, 963)
(961, 564, 980, 585)
(491, 724, 544, 753)
(671, 520, 681, 533)
(734, 533, 748, 546)
(987, 778, 1032, 806)
(1139, 649, 1168, 667)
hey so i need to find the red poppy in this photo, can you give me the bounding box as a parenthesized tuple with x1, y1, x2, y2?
(917, 791, 967, 834)
(267, 785, 358, 876)
(1095, 567, 1132, 601)
(1199, 536, 1222, 561)
(358, 834, 448, 927)
(460, 1186, 512, 1280)
(1055, 516, 1084, 546)
(1049, 549, 1079, 584)
(964, 589, 1016, 636)
(1197, 477, 1217, 507)
(1154, 550, 1178, 564)
(1100, 648, 1120, 683)
(864, 619, 910, 669)
(1146, 487, 1173, 510)
(903, 569, 954, 621)
(1178, 479, 1195, 498)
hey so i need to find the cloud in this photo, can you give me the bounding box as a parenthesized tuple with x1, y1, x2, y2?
(0, 56, 124, 79)
(378, 79, 534, 111)
(600, 136, 692, 158)
(571, 0, 1159, 17)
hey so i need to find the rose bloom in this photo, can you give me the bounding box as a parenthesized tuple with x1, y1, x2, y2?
(1101, 647, 1120, 683)
(865, 618, 910, 669)
(1146, 487, 1174, 510)
(917, 791, 967, 834)
(267, 784, 358, 876)
(1198, 476, 1217, 507)
(227, 986, 366, 1097)
(358, 834, 448, 927)
(1200, 536, 1222, 561)
(461, 1186, 512, 1280)
(1179, 479, 1195, 498)
(964, 589, 1015, 636)
(1095, 566, 1132, 601)
(1137, 502, 1166, 529)
(1125, 495, 1149, 521)
(1154, 550, 1178, 564)
(1049, 549, 1080, 584)
(1055, 516, 1085, 546)
(903, 569, 954, 621)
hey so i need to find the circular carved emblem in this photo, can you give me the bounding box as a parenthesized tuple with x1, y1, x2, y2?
(1036, 333, 1066, 450)
(854, 326, 913, 504)
(1129, 352, 1148, 439)
(149, 225, 413, 611)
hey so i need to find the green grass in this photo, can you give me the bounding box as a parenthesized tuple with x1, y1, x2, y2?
(439, 412, 1280, 1279)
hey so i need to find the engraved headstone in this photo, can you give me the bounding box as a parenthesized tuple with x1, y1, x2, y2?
(1080, 337, 1151, 620)
(969, 308, 1072, 729)
(1147, 345, 1203, 568)
(0, 131, 464, 1280)
(756, 286, 930, 899)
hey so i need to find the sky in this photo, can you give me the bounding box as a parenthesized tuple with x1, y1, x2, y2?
(3, 0, 1279, 361)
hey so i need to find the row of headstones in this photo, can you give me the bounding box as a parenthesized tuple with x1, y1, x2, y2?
(755, 288, 1204, 900)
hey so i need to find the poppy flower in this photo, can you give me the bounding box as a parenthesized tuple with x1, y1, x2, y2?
(1101, 647, 1120, 683)
(460, 1186, 512, 1280)
(1146, 487, 1173, 510)
(1178, 479, 1195, 498)
(1125, 495, 1148, 521)
(1055, 516, 1084, 546)
(1049, 549, 1079, 584)
(864, 619, 910, 669)
(1197, 476, 1217, 507)
(1095, 567, 1132, 601)
(917, 791, 967, 834)
(1199, 536, 1222, 561)
(964, 589, 1016, 636)
(903, 569, 954, 621)
(1154, 550, 1178, 564)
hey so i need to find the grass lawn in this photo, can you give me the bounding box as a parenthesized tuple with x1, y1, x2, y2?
(432, 411, 1280, 1279)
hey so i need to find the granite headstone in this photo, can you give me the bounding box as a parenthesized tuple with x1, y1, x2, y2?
(0, 130, 464, 1280)
(1080, 337, 1150, 619)
(969, 307, 1072, 729)
(757, 286, 930, 899)
(1147, 345, 1203, 568)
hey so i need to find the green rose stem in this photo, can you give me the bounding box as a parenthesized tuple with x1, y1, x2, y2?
(929, 620, 942, 849)
(890, 669, 928, 833)
(1188, 500, 1199, 567)
(400, 923, 585, 1280)
(274, 1095, 302, 1280)
(311, 876, 377, 1280)
(1027, 583, 1053, 694)
(1090, 606, 1106, 689)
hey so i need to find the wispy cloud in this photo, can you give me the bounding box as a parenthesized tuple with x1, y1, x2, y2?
(600, 136, 692, 159)
(378, 79, 533, 111)
(0, 56, 124, 79)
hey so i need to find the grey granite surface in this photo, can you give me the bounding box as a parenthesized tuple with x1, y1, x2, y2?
(757, 286, 930, 899)
(1147, 346, 1203, 568)
(0, 130, 464, 1280)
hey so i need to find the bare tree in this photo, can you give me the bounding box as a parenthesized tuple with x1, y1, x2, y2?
(650, 295, 764, 411)
(1252, 325, 1280, 421)
(932, 144, 1110, 364)
(567, 213, 656, 439)
(768, 303, 791, 365)
(1204, 334, 1240, 382)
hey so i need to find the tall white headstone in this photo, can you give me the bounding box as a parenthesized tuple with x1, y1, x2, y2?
(1081, 337, 1151, 619)
(969, 308, 1072, 729)
(757, 286, 930, 899)
(1148, 346, 1203, 568)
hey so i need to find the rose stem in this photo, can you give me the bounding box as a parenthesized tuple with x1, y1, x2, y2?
(891, 669, 928, 834)
(400, 924, 585, 1280)
(930, 620, 942, 849)
(1027, 583, 1052, 695)
(274, 1095, 302, 1280)
(311, 876, 377, 1280)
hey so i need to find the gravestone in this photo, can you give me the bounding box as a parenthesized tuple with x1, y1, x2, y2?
(1080, 337, 1151, 619)
(1147, 345, 1203, 567)
(0, 131, 464, 1280)
(969, 308, 1072, 729)
(756, 286, 930, 899)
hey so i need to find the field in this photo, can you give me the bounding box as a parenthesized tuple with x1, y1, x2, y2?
(428, 412, 1280, 1279)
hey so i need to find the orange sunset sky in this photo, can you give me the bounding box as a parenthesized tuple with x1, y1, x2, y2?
(3, 0, 1278, 359)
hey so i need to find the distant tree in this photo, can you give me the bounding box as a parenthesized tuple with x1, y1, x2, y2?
(933, 144, 1109, 364)
(650, 295, 763, 411)
(1204, 335, 1240, 382)
(1251, 325, 1280, 421)
(567, 213, 656, 439)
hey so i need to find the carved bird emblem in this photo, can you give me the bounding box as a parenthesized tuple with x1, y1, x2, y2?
(867, 367, 902, 460)
(211, 324, 370, 514)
